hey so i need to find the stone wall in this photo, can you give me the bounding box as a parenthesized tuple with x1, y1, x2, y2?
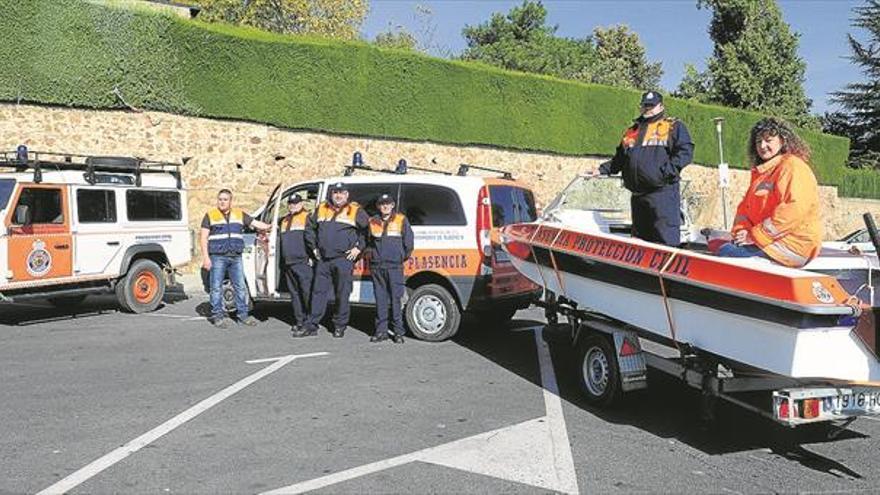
(1, 103, 877, 252)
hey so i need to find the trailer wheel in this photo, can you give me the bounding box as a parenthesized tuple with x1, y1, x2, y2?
(116, 259, 165, 313)
(577, 334, 622, 406)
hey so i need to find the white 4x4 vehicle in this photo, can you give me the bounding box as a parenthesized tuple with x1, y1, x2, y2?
(0, 149, 191, 312)
(240, 160, 542, 341)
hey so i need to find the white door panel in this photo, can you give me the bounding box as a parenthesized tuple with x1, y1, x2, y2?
(351, 279, 375, 305)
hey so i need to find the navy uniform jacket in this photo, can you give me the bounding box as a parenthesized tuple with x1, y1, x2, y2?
(279, 210, 312, 265)
(305, 201, 369, 260)
(367, 212, 414, 266)
(600, 113, 694, 195)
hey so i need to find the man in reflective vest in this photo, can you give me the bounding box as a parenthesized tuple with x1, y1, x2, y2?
(368, 193, 414, 344)
(279, 194, 314, 334)
(591, 91, 694, 246)
(200, 188, 270, 329)
(294, 182, 369, 338)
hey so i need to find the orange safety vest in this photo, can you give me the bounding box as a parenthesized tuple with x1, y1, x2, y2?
(315, 201, 361, 226)
(732, 153, 822, 268)
(368, 213, 406, 238)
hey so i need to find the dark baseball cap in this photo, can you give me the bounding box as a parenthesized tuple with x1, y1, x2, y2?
(640, 91, 663, 107)
(330, 182, 348, 192)
(287, 195, 303, 204)
(376, 193, 395, 205)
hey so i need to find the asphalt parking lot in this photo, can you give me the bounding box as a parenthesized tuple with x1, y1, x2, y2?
(3, 291, 880, 494)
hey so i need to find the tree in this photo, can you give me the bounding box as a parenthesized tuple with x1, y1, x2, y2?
(674, 63, 712, 102)
(460, 1, 661, 89)
(825, 0, 880, 169)
(461, 1, 594, 80)
(589, 25, 662, 90)
(197, 0, 368, 40)
(374, 27, 418, 51)
(676, 0, 816, 128)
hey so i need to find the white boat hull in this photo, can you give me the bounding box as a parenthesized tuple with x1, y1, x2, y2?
(513, 255, 880, 382)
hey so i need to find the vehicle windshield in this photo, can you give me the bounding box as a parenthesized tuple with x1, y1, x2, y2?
(0, 179, 15, 211)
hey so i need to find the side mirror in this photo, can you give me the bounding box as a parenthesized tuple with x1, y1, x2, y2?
(14, 205, 31, 225)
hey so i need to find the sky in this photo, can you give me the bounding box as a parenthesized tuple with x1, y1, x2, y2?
(361, 0, 868, 115)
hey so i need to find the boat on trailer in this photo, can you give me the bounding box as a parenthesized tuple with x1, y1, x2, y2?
(503, 175, 880, 427)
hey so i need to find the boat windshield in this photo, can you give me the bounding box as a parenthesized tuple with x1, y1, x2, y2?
(548, 176, 630, 212)
(542, 175, 696, 243)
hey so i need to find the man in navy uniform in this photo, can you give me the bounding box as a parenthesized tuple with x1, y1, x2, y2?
(200, 188, 270, 329)
(294, 182, 369, 338)
(367, 193, 414, 344)
(279, 194, 314, 335)
(593, 91, 694, 246)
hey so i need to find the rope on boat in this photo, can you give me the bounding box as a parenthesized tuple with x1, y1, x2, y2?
(657, 250, 683, 354)
(528, 225, 551, 293)
(548, 228, 569, 299)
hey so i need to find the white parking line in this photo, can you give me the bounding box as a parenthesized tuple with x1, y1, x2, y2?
(37, 352, 328, 495)
(533, 328, 580, 494)
(263, 328, 579, 494)
(141, 313, 206, 321)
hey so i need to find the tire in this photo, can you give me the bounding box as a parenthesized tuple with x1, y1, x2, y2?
(116, 259, 165, 313)
(577, 334, 623, 407)
(221, 278, 253, 316)
(48, 295, 87, 308)
(405, 283, 461, 342)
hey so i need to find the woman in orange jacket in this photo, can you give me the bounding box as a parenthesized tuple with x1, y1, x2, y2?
(717, 117, 822, 268)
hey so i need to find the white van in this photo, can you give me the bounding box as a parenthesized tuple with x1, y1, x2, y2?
(241, 163, 541, 340)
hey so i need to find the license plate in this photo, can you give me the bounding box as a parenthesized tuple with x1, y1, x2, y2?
(827, 388, 880, 414)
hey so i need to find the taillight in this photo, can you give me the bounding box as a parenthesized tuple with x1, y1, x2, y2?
(802, 399, 821, 419)
(619, 337, 639, 357)
(506, 240, 531, 260)
(476, 186, 492, 263)
(777, 399, 790, 419)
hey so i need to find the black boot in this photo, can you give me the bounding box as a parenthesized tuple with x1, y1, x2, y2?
(332, 326, 346, 338)
(292, 325, 318, 338)
(370, 333, 389, 343)
(392, 334, 405, 344)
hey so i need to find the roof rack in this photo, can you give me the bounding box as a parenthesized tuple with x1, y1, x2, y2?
(0, 148, 186, 189)
(342, 153, 451, 176)
(456, 163, 513, 180)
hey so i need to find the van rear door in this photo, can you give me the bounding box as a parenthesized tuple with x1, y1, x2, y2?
(486, 183, 540, 296)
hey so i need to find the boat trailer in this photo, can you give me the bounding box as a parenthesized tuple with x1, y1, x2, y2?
(538, 292, 878, 436)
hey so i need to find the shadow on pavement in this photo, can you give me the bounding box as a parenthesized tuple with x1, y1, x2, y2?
(0, 291, 189, 326)
(452, 309, 867, 479)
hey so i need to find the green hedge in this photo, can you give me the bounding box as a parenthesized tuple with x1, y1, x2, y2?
(839, 168, 880, 199)
(0, 0, 867, 196)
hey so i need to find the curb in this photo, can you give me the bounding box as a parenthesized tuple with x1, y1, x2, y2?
(176, 272, 206, 296)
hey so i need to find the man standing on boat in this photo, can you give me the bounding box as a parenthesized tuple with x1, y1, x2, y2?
(590, 91, 694, 247)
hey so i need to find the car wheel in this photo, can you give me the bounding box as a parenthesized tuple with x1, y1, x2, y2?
(577, 334, 622, 407)
(222, 279, 253, 316)
(116, 259, 165, 313)
(405, 284, 461, 342)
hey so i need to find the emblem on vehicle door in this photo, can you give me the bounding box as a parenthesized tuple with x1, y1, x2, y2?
(26, 239, 52, 277)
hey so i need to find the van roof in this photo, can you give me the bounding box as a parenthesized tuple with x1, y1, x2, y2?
(319, 174, 532, 190)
